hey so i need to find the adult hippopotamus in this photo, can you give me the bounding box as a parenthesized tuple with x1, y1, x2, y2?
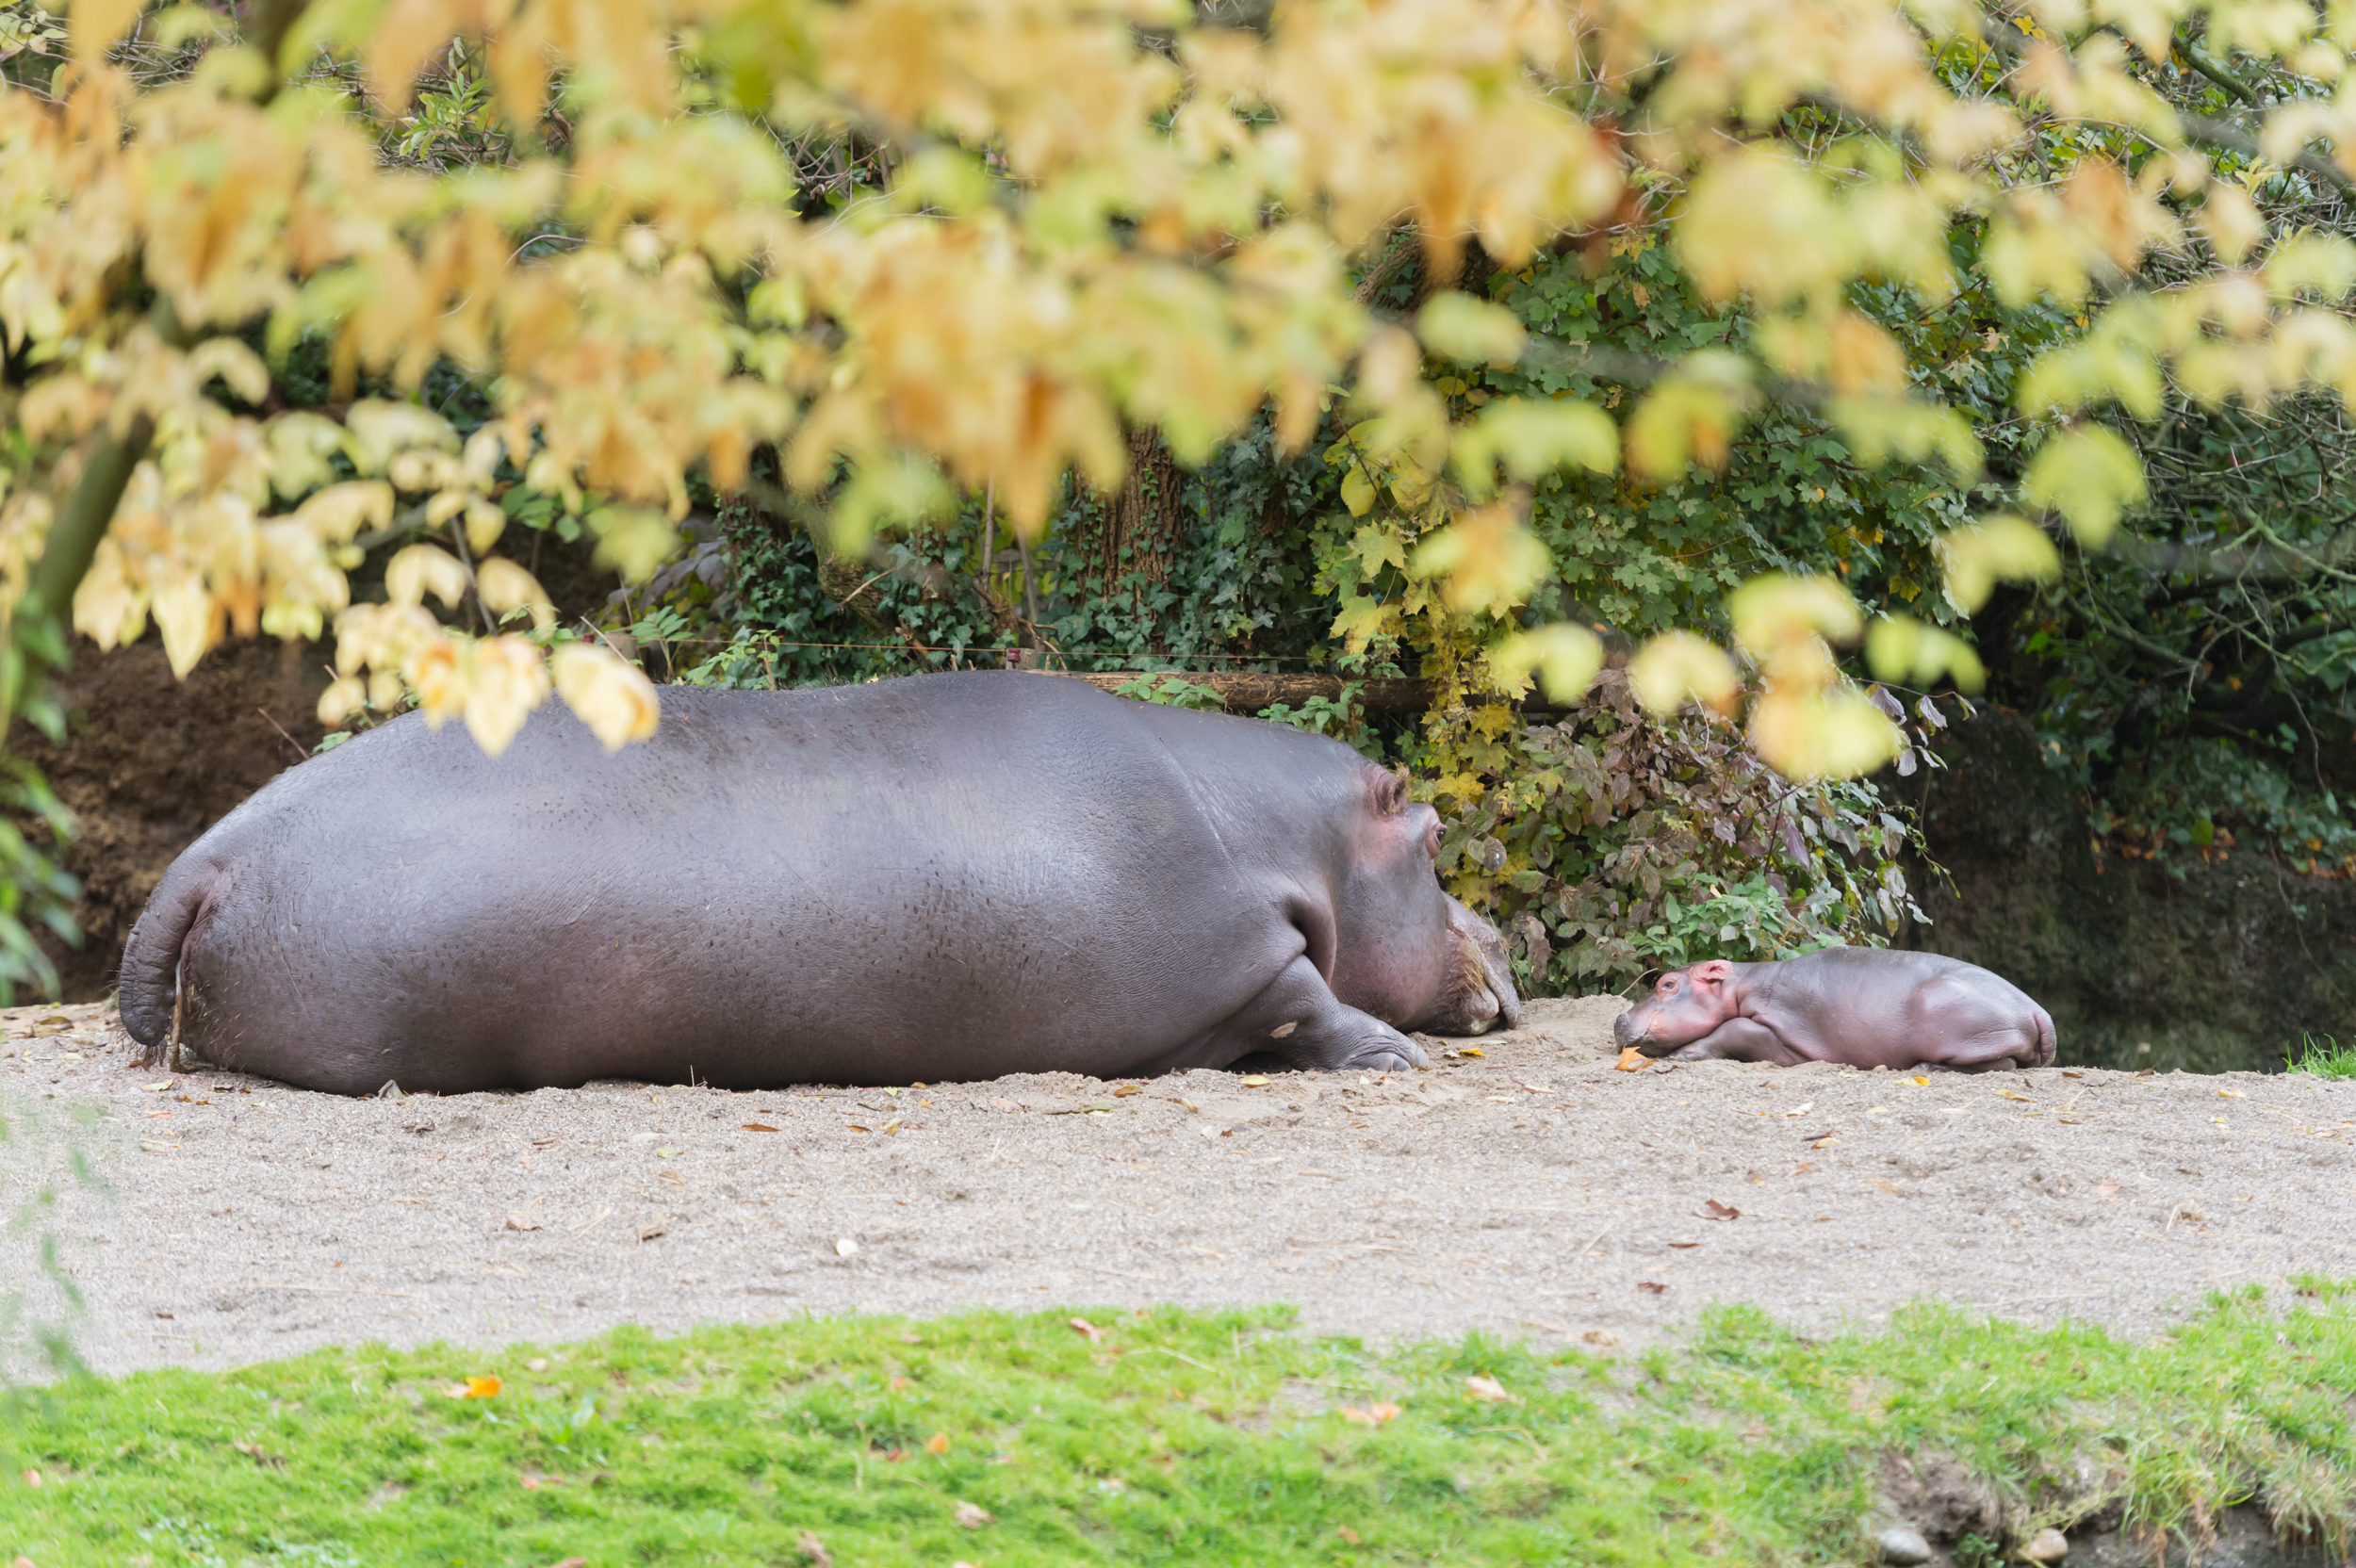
(119, 671, 1519, 1095)
(1612, 947, 2055, 1070)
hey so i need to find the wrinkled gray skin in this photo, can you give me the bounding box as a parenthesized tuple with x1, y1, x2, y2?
(1612, 947, 2056, 1070)
(120, 672, 1520, 1095)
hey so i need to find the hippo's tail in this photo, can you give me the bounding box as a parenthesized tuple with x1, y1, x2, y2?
(118, 859, 224, 1065)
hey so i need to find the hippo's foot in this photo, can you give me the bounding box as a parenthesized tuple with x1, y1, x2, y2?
(1327, 1027, 1430, 1073)
(1209, 954, 1432, 1074)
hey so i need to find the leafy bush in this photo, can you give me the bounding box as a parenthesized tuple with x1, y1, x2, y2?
(1416, 671, 1930, 995)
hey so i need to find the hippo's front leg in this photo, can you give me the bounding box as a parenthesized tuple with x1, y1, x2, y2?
(1205, 954, 1431, 1074)
(1659, 1017, 1802, 1065)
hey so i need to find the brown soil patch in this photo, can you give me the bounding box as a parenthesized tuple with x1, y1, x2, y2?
(18, 637, 329, 1002)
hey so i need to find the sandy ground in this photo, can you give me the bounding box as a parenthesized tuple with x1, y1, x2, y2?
(6, 995, 2354, 1378)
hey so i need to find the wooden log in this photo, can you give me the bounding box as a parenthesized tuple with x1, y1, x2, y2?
(1040, 669, 1435, 713)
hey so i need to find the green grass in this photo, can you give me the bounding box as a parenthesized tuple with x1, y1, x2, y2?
(2290, 1033, 2356, 1079)
(7, 1287, 2356, 1567)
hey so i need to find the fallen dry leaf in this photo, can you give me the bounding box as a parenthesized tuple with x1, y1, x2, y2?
(2093, 1182, 2120, 1198)
(232, 1441, 286, 1469)
(990, 1097, 1023, 1113)
(1997, 1089, 2034, 1102)
(2218, 1088, 2245, 1098)
(741, 1122, 778, 1132)
(1069, 1316, 1104, 1342)
(1666, 1241, 1699, 1250)
(139, 1080, 174, 1093)
(639, 1225, 667, 1242)
(1614, 1047, 1647, 1071)
(834, 1237, 859, 1257)
(1239, 1074, 1272, 1086)
(1338, 1527, 1364, 1544)
(926, 1433, 951, 1455)
(21, 1469, 39, 1487)
(1339, 1400, 1399, 1425)
(520, 1472, 564, 1490)
(955, 1500, 994, 1527)
(1782, 1102, 1814, 1118)
(2062, 1070, 2085, 1078)
(505, 1214, 540, 1232)
(448, 1376, 501, 1399)
(1517, 1081, 1555, 1093)
(1464, 1375, 1521, 1405)
(1639, 1281, 1668, 1294)
(1910, 1075, 1930, 1086)
(797, 1531, 832, 1567)
(658, 1168, 685, 1186)
(1700, 1200, 1741, 1220)
(1790, 1161, 1815, 1174)
(1113, 1084, 1142, 1098)
(1460, 1047, 1485, 1058)
(845, 1124, 871, 1133)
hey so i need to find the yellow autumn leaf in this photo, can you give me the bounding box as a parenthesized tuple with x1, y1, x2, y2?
(1349, 523, 1407, 577)
(1628, 632, 1740, 716)
(1330, 593, 1397, 650)
(1416, 293, 1527, 367)
(1748, 685, 1904, 780)
(291, 482, 395, 544)
(1490, 624, 1605, 706)
(69, 0, 144, 64)
(1408, 501, 1549, 615)
(1937, 514, 2062, 612)
(318, 675, 368, 727)
(476, 557, 554, 631)
(1726, 573, 1864, 662)
(152, 578, 217, 679)
(457, 635, 551, 756)
(2022, 426, 2147, 547)
(1451, 398, 1617, 498)
(1864, 615, 1985, 693)
(464, 498, 507, 558)
(1626, 370, 1747, 479)
(384, 544, 471, 611)
(345, 401, 459, 475)
(551, 641, 662, 751)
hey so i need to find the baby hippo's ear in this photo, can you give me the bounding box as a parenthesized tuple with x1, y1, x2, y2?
(1690, 959, 1735, 993)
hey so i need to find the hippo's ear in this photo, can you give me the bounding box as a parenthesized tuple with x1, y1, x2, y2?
(1365, 765, 1412, 817)
(1691, 959, 1735, 992)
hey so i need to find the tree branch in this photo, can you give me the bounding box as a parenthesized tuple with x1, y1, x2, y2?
(1972, 13, 2356, 204)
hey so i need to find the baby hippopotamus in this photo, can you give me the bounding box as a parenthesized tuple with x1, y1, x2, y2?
(1613, 947, 2055, 1070)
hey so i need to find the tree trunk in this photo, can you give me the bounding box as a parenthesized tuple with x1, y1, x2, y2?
(1070, 427, 1186, 639)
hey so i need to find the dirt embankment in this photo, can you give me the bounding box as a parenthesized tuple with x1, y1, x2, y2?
(8, 994, 2350, 1382)
(14, 532, 624, 1002)
(15, 638, 329, 1002)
